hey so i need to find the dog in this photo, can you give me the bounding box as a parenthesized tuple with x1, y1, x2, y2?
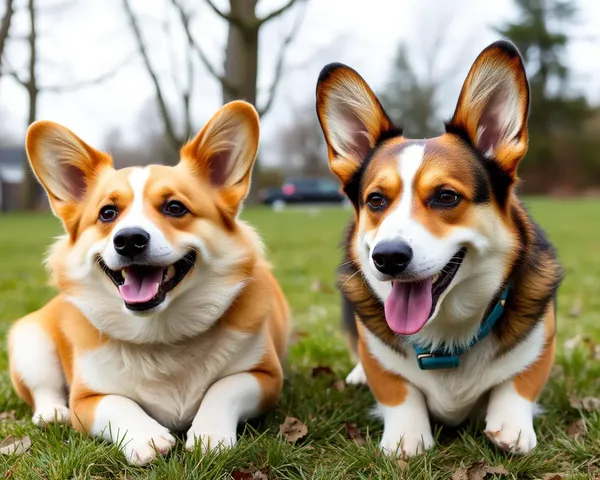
(8, 101, 290, 465)
(315, 40, 562, 457)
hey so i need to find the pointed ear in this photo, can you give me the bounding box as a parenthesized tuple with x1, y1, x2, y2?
(26, 121, 113, 218)
(316, 63, 396, 184)
(447, 40, 530, 177)
(180, 101, 259, 214)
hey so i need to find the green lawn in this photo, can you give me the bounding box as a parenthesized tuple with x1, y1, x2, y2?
(0, 199, 599, 479)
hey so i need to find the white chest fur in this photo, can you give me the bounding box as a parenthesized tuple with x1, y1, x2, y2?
(364, 324, 544, 425)
(77, 328, 265, 431)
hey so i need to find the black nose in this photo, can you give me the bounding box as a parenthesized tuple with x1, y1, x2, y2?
(113, 227, 150, 257)
(372, 241, 413, 276)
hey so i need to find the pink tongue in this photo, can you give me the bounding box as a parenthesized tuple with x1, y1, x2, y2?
(384, 279, 433, 335)
(118, 267, 163, 304)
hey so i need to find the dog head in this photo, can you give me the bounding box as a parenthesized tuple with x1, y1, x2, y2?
(317, 41, 529, 343)
(28, 101, 261, 343)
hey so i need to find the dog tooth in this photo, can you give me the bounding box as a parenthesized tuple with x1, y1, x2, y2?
(121, 269, 127, 279)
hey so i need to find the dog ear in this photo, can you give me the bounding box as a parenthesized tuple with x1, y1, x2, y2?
(180, 100, 259, 216)
(26, 121, 113, 218)
(447, 40, 530, 178)
(316, 63, 396, 184)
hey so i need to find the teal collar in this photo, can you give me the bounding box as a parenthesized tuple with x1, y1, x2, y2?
(412, 287, 509, 371)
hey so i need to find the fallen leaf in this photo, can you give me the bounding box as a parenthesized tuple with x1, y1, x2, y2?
(567, 419, 587, 439)
(569, 395, 600, 412)
(451, 461, 509, 480)
(397, 459, 408, 470)
(332, 379, 346, 392)
(0, 411, 16, 421)
(0, 436, 31, 456)
(312, 365, 335, 378)
(253, 472, 268, 480)
(232, 472, 253, 480)
(344, 422, 365, 446)
(279, 417, 308, 443)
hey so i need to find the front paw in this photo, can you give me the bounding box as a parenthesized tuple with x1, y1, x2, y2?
(32, 405, 70, 427)
(121, 426, 176, 466)
(185, 429, 236, 453)
(380, 431, 434, 458)
(485, 420, 537, 454)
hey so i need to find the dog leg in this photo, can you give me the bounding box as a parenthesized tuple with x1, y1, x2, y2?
(71, 392, 175, 466)
(8, 318, 70, 427)
(186, 350, 283, 452)
(485, 334, 555, 454)
(358, 335, 433, 457)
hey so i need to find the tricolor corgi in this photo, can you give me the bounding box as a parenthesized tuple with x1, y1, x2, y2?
(316, 41, 562, 456)
(8, 101, 290, 465)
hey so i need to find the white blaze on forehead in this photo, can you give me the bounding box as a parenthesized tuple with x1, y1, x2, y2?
(373, 144, 426, 244)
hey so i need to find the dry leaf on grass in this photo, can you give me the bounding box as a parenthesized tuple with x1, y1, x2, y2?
(311, 365, 335, 378)
(397, 459, 408, 470)
(567, 419, 587, 439)
(569, 395, 600, 412)
(279, 417, 308, 443)
(232, 470, 268, 480)
(451, 461, 509, 480)
(0, 411, 16, 421)
(344, 422, 365, 446)
(0, 436, 31, 456)
(542, 474, 565, 480)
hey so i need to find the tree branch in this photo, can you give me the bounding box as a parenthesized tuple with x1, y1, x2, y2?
(203, 0, 245, 29)
(259, 0, 301, 25)
(258, 0, 307, 117)
(169, 0, 238, 96)
(122, 0, 181, 151)
(41, 52, 135, 92)
(0, 0, 14, 71)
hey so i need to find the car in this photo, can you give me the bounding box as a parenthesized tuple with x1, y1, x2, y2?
(259, 177, 348, 208)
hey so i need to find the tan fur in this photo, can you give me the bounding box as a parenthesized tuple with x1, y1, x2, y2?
(357, 323, 407, 406)
(9, 101, 290, 463)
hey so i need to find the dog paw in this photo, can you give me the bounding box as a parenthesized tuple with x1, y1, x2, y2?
(32, 405, 70, 427)
(485, 421, 537, 454)
(345, 363, 367, 385)
(185, 430, 236, 453)
(121, 427, 176, 466)
(380, 431, 434, 458)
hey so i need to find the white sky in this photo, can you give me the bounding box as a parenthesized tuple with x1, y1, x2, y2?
(1, 0, 599, 165)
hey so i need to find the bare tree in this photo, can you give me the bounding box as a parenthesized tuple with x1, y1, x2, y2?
(0, 0, 14, 77)
(275, 102, 329, 177)
(2, 0, 132, 210)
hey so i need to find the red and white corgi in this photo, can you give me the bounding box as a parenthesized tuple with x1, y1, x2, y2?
(316, 41, 562, 456)
(8, 101, 290, 465)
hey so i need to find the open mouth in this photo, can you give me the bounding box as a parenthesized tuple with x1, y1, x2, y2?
(383, 248, 467, 336)
(99, 252, 196, 312)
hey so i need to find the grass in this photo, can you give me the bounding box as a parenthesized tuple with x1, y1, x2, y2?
(0, 198, 599, 479)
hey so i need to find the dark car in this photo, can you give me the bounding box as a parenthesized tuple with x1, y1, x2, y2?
(259, 177, 347, 208)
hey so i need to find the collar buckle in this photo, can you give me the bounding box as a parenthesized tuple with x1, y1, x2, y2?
(416, 352, 460, 370)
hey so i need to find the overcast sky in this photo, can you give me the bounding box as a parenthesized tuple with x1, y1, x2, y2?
(1, 0, 599, 165)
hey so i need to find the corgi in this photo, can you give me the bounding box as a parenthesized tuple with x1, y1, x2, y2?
(8, 101, 290, 465)
(316, 41, 562, 457)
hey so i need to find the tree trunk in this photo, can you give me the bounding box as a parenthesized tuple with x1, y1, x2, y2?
(223, 0, 262, 203)
(0, 0, 14, 70)
(20, 0, 39, 211)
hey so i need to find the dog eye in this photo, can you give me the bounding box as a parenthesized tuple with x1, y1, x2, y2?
(367, 193, 387, 210)
(432, 190, 461, 208)
(163, 200, 189, 217)
(99, 205, 119, 223)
